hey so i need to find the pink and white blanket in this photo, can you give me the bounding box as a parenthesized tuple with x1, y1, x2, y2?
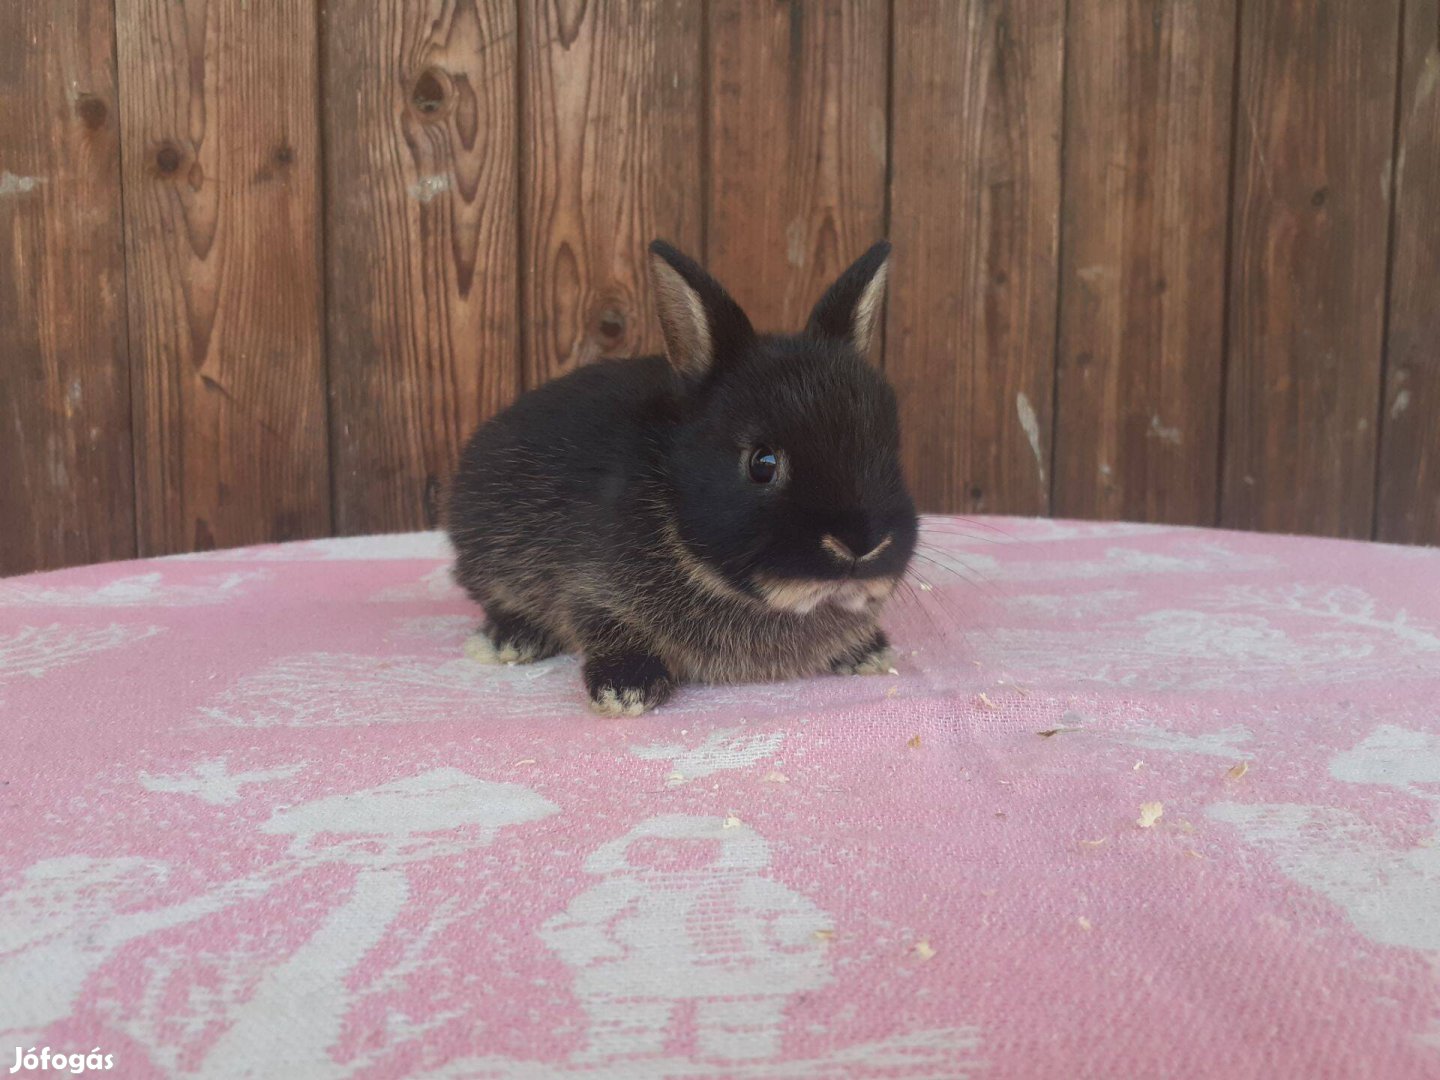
(1, 518, 1437, 1079)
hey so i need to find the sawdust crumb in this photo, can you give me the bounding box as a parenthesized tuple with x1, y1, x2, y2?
(912, 940, 936, 961)
(885, 685, 899, 697)
(977, 692, 998, 710)
(1079, 838, 1107, 848)
(907, 734, 922, 750)
(665, 772, 686, 786)
(1174, 819, 1196, 835)
(1185, 849, 1206, 859)
(1037, 726, 1082, 738)
(512, 758, 537, 767)
(723, 814, 742, 829)
(1077, 916, 1093, 931)
(813, 929, 835, 942)
(1226, 761, 1250, 781)
(1137, 802, 1164, 828)
(1133, 761, 1145, 771)
(762, 770, 789, 784)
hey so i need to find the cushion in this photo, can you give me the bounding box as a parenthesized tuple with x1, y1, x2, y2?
(1, 517, 1437, 1077)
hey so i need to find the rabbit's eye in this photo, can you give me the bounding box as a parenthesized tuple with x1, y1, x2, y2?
(748, 446, 778, 484)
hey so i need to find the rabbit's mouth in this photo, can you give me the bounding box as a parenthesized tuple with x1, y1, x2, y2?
(750, 573, 896, 616)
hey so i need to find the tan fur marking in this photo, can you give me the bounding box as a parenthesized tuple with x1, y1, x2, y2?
(820, 534, 854, 564)
(752, 573, 896, 616)
(650, 255, 712, 378)
(852, 259, 889, 359)
(660, 517, 751, 604)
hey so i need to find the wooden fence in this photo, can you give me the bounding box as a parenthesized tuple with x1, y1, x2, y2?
(3, 0, 1438, 576)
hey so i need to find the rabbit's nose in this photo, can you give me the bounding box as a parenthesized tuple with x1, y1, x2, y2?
(822, 529, 893, 565)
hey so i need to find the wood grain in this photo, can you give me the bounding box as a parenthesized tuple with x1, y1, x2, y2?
(519, 0, 702, 388)
(888, 0, 1065, 515)
(117, 0, 329, 555)
(1376, 0, 1440, 545)
(1221, 0, 1401, 538)
(0, 1, 134, 575)
(706, 0, 888, 334)
(1053, 0, 1236, 526)
(325, 0, 520, 534)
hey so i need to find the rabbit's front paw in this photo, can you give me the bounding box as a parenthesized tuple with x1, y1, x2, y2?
(465, 610, 563, 665)
(584, 653, 673, 716)
(830, 631, 895, 676)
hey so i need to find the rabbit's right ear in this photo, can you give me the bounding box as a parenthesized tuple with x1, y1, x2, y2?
(648, 240, 754, 380)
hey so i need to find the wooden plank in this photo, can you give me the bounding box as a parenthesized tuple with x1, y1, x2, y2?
(1376, 0, 1440, 545)
(326, 0, 520, 534)
(117, 0, 329, 555)
(0, 1, 134, 576)
(1221, 0, 1401, 538)
(519, 0, 702, 388)
(706, 0, 888, 333)
(888, 0, 1065, 515)
(1053, 0, 1236, 526)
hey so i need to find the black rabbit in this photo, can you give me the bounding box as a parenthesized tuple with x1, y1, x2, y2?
(445, 239, 918, 715)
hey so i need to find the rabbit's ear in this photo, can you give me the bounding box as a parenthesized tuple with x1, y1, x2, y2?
(648, 240, 754, 380)
(805, 240, 891, 360)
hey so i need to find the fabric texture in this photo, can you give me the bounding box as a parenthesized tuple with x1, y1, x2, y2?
(1, 517, 1437, 1079)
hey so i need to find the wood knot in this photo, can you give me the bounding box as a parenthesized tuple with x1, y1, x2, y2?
(594, 306, 628, 347)
(76, 94, 108, 130)
(273, 143, 295, 166)
(1311, 186, 1328, 208)
(154, 143, 183, 176)
(411, 68, 450, 118)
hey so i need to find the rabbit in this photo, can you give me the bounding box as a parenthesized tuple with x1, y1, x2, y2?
(445, 238, 918, 716)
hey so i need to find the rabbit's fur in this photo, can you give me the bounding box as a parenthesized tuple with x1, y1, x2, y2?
(446, 240, 917, 715)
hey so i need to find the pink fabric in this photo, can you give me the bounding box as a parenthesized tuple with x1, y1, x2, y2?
(1, 517, 1437, 1079)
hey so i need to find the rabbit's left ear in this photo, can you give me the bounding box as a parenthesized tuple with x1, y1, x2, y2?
(805, 240, 891, 360)
(648, 239, 755, 381)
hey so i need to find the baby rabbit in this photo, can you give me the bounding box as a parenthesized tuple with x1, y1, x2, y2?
(446, 239, 918, 715)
